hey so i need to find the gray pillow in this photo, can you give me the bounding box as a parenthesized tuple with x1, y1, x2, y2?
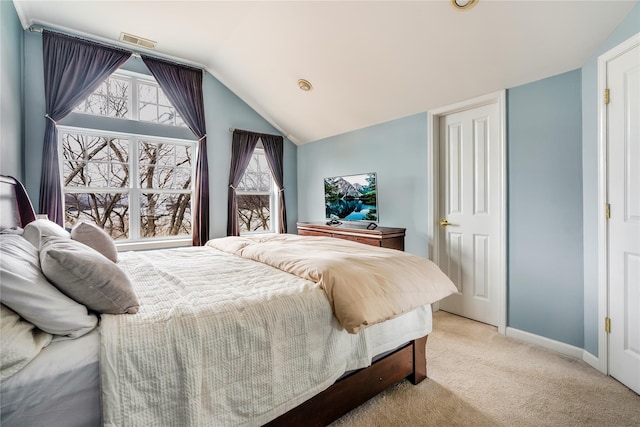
(0, 234, 98, 338)
(23, 219, 70, 249)
(71, 221, 118, 263)
(40, 237, 139, 315)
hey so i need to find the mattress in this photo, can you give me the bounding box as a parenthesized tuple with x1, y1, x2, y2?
(0, 329, 101, 427)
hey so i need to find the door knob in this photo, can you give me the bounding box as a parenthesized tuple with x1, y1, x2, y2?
(440, 219, 452, 227)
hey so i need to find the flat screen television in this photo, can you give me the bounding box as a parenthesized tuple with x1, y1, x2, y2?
(324, 172, 378, 222)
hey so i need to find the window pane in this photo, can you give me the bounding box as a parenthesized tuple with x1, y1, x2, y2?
(140, 192, 191, 237)
(237, 194, 271, 232)
(158, 90, 171, 106)
(139, 102, 157, 122)
(74, 77, 130, 119)
(64, 192, 129, 240)
(138, 82, 158, 123)
(77, 94, 104, 115)
(176, 144, 191, 164)
(238, 152, 272, 191)
(109, 163, 129, 188)
(108, 139, 129, 163)
(138, 82, 157, 104)
(63, 161, 86, 187)
(157, 106, 175, 125)
(174, 168, 192, 189)
(94, 81, 108, 96)
(139, 141, 192, 189)
(85, 163, 108, 187)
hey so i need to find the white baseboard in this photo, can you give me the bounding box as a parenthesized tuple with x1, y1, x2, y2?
(506, 327, 601, 372)
(582, 350, 602, 372)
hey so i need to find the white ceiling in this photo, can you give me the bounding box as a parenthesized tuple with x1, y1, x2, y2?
(12, 1, 638, 144)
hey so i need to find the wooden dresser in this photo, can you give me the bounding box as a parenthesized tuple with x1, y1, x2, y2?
(296, 221, 405, 251)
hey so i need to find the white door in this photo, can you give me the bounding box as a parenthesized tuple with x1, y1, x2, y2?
(437, 102, 502, 326)
(607, 41, 640, 394)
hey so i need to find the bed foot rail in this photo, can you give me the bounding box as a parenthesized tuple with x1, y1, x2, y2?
(264, 335, 428, 427)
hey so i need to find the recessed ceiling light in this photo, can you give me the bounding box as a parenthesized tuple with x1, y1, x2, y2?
(451, 0, 478, 11)
(298, 79, 313, 92)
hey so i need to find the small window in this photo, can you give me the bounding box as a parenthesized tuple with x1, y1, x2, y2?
(236, 148, 277, 233)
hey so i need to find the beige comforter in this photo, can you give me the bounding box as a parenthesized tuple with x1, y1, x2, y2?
(206, 234, 457, 333)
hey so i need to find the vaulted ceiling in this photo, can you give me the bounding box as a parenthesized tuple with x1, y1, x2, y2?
(12, 1, 638, 144)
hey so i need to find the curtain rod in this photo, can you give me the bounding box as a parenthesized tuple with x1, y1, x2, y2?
(229, 128, 282, 138)
(28, 25, 203, 69)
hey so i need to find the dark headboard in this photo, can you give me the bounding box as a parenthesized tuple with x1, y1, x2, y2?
(0, 175, 37, 230)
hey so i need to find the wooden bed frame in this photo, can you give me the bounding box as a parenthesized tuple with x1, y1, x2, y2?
(266, 335, 427, 426)
(0, 175, 428, 427)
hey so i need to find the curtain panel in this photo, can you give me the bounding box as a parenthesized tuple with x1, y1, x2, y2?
(141, 56, 209, 246)
(227, 131, 261, 236)
(260, 134, 287, 233)
(39, 31, 131, 226)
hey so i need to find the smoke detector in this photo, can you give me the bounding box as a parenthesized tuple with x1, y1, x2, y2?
(119, 32, 156, 49)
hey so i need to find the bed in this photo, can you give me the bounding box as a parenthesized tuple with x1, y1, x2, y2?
(0, 175, 457, 426)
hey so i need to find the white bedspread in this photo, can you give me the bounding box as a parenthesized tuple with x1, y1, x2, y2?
(101, 246, 432, 426)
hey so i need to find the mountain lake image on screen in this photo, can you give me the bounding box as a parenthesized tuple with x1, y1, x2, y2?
(324, 173, 378, 222)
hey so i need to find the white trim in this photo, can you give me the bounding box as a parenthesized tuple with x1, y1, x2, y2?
(507, 327, 601, 370)
(596, 32, 640, 376)
(116, 238, 192, 252)
(426, 111, 438, 263)
(427, 90, 507, 335)
(583, 350, 600, 372)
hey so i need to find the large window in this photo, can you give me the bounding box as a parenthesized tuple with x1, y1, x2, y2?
(236, 148, 277, 233)
(61, 69, 194, 245)
(60, 129, 195, 241)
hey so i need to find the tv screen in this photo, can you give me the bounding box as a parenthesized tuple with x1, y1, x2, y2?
(324, 172, 378, 222)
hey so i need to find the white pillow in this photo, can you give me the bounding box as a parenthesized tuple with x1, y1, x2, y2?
(41, 237, 139, 315)
(0, 234, 98, 338)
(70, 221, 118, 262)
(23, 219, 70, 249)
(1, 304, 53, 381)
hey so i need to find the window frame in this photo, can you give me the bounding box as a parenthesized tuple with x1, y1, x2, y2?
(58, 125, 197, 250)
(236, 147, 279, 235)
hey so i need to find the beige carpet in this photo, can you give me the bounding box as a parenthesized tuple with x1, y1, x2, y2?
(330, 311, 640, 427)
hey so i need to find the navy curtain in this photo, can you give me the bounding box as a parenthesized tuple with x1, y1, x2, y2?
(227, 131, 261, 236)
(141, 56, 209, 246)
(260, 134, 287, 233)
(40, 31, 131, 226)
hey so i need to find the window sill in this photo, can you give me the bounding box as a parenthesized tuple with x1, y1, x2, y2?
(240, 231, 276, 236)
(116, 238, 192, 252)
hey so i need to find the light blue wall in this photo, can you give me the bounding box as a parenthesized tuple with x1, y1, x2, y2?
(20, 30, 298, 239)
(507, 70, 584, 348)
(581, 3, 640, 356)
(0, 1, 24, 180)
(297, 113, 429, 257)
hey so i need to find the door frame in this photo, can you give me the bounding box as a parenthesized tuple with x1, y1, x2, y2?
(596, 32, 640, 376)
(427, 90, 507, 334)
